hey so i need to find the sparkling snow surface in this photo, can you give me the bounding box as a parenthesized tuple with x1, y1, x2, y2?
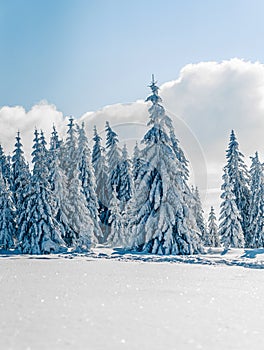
(1, 249, 264, 350)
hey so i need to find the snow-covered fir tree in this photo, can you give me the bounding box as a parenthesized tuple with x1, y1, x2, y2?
(118, 144, 133, 209)
(40, 130, 49, 158)
(59, 117, 79, 246)
(5, 155, 12, 187)
(11, 132, 30, 221)
(77, 122, 102, 241)
(48, 138, 74, 246)
(131, 76, 203, 255)
(219, 169, 245, 249)
(50, 125, 68, 171)
(19, 129, 66, 254)
(246, 152, 264, 248)
(224, 130, 250, 237)
(48, 124, 65, 201)
(206, 206, 220, 247)
(0, 144, 7, 174)
(61, 117, 78, 178)
(0, 170, 15, 250)
(50, 125, 62, 152)
(107, 186, 125, 247)
(105, 121, 122, 199)
(67, 166, 97, 251)
(0, 144, 12, 186)
(191, 186, 207, 243)
(132, 142, 143, 182)
(62, 118, 97, 250)
(92, 126, 110, 242)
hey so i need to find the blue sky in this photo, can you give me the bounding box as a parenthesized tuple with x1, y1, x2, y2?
(1, 0, 264, 117)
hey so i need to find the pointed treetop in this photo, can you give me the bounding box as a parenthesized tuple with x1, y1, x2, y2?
(34, 128, 39, 139)
(209, 206, 217, 220)
(253, 151, 259, 161)
(105, 121, 119, 147)
(145, 75, 162, 105)
(149, 74, 159, 94)
(50, 124, 62, 151)
(93, 125, 102, 141)
(52, 124, 57, 135)
(122, 144, 128, 159)
(51, 125, 57, 138)
(15, 131, 22, 147)
(133, 141, 140, 154)
(68, 116, 74, 128)
(79, 121, 85, 130)
(228, 129, 238, 146)
(40, 129, 45, 139)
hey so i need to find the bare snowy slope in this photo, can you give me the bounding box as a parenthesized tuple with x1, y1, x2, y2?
(1, 249, 264, 350)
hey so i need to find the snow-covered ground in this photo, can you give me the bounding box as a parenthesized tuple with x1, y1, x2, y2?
(1, 248, 264, 350)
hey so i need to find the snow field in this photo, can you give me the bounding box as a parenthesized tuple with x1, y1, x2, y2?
(1, 256, 264, 350)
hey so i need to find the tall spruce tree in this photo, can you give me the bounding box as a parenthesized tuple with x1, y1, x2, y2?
(132, 142, 143, 182)
(0, 170, 15, 250)
(62, 118, 96, 249)
(92, 126, 110, 242)
(19, 129, 66, 254)
(247, 152, 264, 248)
(105, 121, 122, 199)
(67, 167, 97, 251)
(0, 144, 12, 186)
(40, 130, 49, 158)
(192, 186, 207, 243)
(131, 76, 203, 255)
(61, 117, 78, 178)
(119, 144, 133, 209)
(50, 125, 62, 152)
(219, 169, 244, 249)
(107, 186, 125, 247)
(48, 125, 63, 190)
(224, 130, 250, 237)
(11, 132, 31, 226)
(48, 137, 74, 246)
(77, 123, 102, 241)
(207, 206, 220, 247)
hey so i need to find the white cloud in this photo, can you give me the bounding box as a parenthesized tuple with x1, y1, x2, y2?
(1, 59, 264, 215)
(161, 58, 264, 163)
(0, 101, 66, 160)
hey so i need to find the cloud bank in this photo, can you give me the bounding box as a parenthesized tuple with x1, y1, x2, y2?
(0, 101, 66, 161)
(1, 59, 264, 214)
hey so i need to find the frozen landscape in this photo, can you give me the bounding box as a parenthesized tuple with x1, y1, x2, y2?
(0, 45, 263, 350)
(0, 52, 262, 350)
(1, 2, 264, 350)
(1, 248, 264, 350)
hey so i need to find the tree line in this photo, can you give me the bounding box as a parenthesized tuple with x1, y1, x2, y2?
(0, 79, 262, 254)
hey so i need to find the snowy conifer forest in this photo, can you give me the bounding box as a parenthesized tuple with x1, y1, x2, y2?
(0, 78, 263, 256)
(4, 1, 264, 348)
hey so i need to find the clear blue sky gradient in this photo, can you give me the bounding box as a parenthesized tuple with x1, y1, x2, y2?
(1, 0, 264, 117)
